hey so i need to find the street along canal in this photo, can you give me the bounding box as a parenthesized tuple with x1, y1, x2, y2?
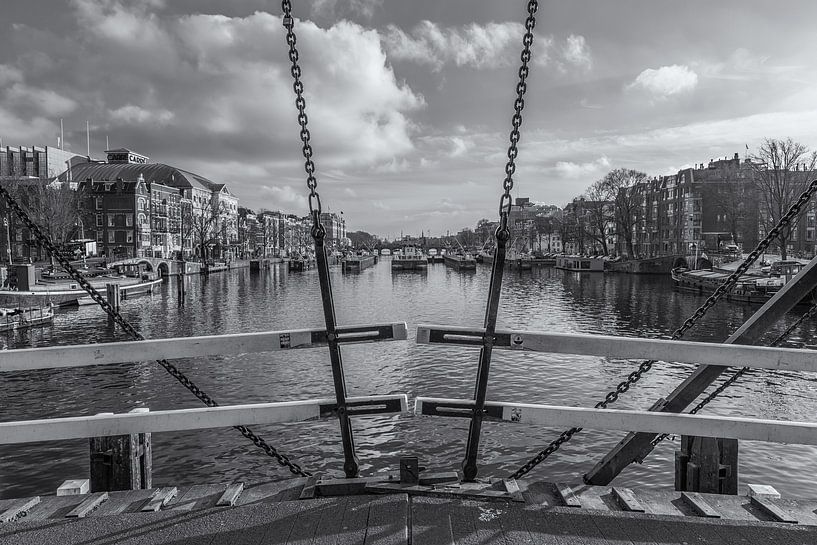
(1, 260, 816, 500)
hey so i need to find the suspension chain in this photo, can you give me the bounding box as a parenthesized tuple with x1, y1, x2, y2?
(0, 183, 310, 477)
(511, 178, 817, 480)
(282, 0, 324, 237)
(497, 0, 538, 231)
(650, 300, 817, 446)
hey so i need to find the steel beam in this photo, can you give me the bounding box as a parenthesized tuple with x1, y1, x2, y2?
(584, 255, 817, 485)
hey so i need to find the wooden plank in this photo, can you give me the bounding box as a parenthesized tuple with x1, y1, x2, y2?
(0, 496, 40, 523)
(414, 397, 817, 446)
(611, 487, 645, 512)
(680, 492, 721, 518)
(56, 479, 89, 496)
(65, 492, 108, 518)
(586, 257, 817, 485)
(416, 324, 817, 373)
(216, 483, 244, 507)
(0, 394, 408, 444)
(410, 497, 454, 545)
(555, 483, 582, 507)
(750, 496, 798, 523)
(0, 322, 408, 372)
(364, 495, 409, 545)
(141, 486, 178, 512)
(299, 475, 319, 500)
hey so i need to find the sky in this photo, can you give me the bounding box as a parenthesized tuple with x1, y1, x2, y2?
(2, 0, 817, 237)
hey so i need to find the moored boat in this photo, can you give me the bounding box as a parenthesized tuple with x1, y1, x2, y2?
(555, 255, 605, 272)
(443, 252, 476, 271)
(671, 261, 808, 304)
(391, 246, 428, 271)
(0, 305, 54, 332)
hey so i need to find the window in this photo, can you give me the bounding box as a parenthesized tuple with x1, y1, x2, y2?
(126, 214, 133, 227)
(108, 231, 115, 243)
(107, 214, 115, 227)
(96, 214, 103, 227)
(127, 232, 134, 243)
(95, 197, 103, 210)
(96, 231, 104, 243)
(807, 229, 815, 242)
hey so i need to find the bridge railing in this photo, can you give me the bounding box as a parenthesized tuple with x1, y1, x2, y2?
(0, 322, 409, 442)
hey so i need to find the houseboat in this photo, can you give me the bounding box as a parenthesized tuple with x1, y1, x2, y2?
(443, 252, 477, 271)
(555, 255, 605, 272)
(391, 246, 428, 271)
(671, 260, 807, 304)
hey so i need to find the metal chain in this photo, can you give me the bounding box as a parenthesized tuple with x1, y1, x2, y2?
(498, 0, 538, 232)
(651, 300, 817, 446)
(511, 178, 817, 480)
(0, 182, 311, 477)
(281, 0, 324, 237)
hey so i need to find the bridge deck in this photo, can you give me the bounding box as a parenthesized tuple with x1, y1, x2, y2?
(1, 479, 816, 544)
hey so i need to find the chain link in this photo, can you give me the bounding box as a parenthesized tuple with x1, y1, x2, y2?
(0, 182, 310, 477)
(497, 0, 538, 233)
(282, 0, 324, 238)
(511, 178, 817, 480)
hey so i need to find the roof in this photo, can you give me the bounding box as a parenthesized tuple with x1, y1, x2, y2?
(59, 161, 228, 194)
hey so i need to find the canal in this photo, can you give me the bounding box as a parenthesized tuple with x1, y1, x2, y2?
(2, 260, 816, 500)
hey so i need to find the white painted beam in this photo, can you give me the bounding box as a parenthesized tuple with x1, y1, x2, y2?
(415, 397, 817, 446)
(0, 322, 408, 372)
(416, 324, 817, 373)
(0, 394, 408, 444)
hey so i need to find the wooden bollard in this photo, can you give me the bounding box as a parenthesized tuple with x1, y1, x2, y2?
(105, 283, 121, 312)
(89, 408, 152, 492)
(675, 435, 737, 494)
(176, 277, 185, 306)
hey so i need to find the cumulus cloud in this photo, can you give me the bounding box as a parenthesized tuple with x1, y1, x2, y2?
(109, 104, 174, 125)
(260, 185, 308, 209)
(627, 64, 698, 99)
(311, 0, 382, 20)
(553, 156, 610, 179)
(562, 34, 592, 70)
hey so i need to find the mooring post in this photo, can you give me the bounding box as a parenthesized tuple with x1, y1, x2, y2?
(176, 276, 185, 306)
(89, 408, 152, 492)
(675, 436, 738, 494)
(105, 283, 120, 313)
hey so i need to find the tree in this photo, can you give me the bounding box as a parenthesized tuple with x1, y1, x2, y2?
(601, 168, 647, 258)
(9, 179, 81, 263)
(584, 180, 613, 256)
(749, 138, 817, 260)
(183, 199, 229, 264)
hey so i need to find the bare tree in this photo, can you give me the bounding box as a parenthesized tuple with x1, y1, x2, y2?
(749, 138, 817, 260)
(710, 180, 752, 250)
(601, 168, 647, 258)
(584, 180, 612, 256)
(183, 199, 229, 264)
(7, 179, 81, 262)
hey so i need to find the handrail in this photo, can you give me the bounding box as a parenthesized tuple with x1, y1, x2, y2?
(415, 397, 817, 446)
(0, 395, 408, 444)
(0, 322, 408, 372)
(416, 324, 817, 373)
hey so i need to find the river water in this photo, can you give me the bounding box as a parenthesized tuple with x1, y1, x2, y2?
(2, 260, 816, 500)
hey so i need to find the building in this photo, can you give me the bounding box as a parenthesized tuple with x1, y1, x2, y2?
(0, 145, 83, 180)
(63, 149, 240, 260)
(319, 212, 346, 246)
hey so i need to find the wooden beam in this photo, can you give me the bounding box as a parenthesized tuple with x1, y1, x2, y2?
(0, 322, 408, 372)
(416, 325, 817, 373)
(414, 397, 817, 446)
(585, 255, 817, 485)
(0, 394, 408, 444)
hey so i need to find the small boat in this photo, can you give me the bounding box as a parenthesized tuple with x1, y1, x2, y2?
(391, 246, 428, 271)
(671, 261, 808, 304)
(506, 249, 533, 270)
(555, 255, 605, 272)
(443, 252, 477, 271)
(288, 255, 315, 272)
(0, 305, 55, 332)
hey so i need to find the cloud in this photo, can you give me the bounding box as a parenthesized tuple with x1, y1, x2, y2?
(109, 104, 174, 125)
(260, 185, 308, 210)
(562, 34, 592, 70)
(627, 64, 698, 98)
(311, 0, 382, 20)
(553, 156, 610, 179)
(383, 21, 569, 71)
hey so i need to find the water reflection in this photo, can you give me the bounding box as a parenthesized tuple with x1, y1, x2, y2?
(1, 261, 816, 500)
